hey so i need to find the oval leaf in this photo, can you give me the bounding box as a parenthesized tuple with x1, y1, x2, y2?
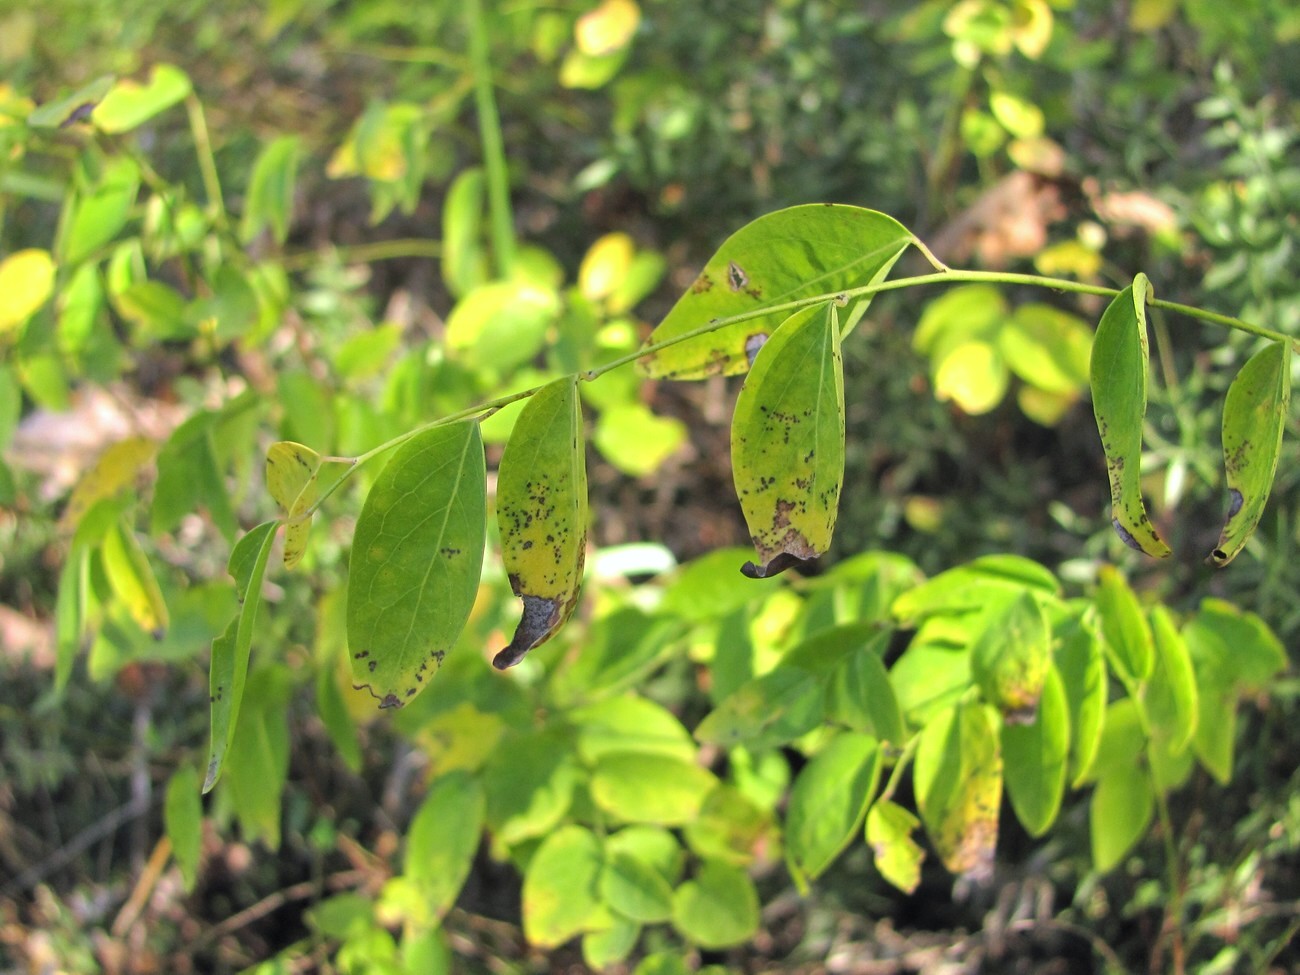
(0, 248, 57, 333)
(638, 204, 912, 379)
(1094, 565, 1154, 688)
(731, 303, 844, 577)
(495, 378, 588, 667)
(523, 825, 610, 948)
(1055, 611, 1107, 787)
(1090, 762, 1154, 872)
(1089, 275, 1171, 557)
(240, 135, 301, 245)
(670, 861, 760, 949)
(1002, 663, 1069, 837)
(347, 421, 486, 708)
(164, 765, 203, 891)
(914, 701, 1002, 877)
(970, 591, 1051, 723)
(1209, 341, 1291, 566)
(785, 732, 882, 883)
(866, 800, 925, 894)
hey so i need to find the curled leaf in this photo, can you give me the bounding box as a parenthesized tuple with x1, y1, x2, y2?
(1089, 274, 1171, 558)
(731, 304, 844, 578)
(495, 378, 588, 668)
(1209, 341, 1290, 566)
(101, 518, 169, 638)
(266, 441, 354, 569)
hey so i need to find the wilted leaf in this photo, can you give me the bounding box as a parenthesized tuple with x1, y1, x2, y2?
(28, 75, 115, 127)
(866, 800, 925, 894)
(731, 303, 844, 577)
(1209, 341, 1290, 566)
(495, 378, 587, 667)
(348, 421, 486, 708)
(1089, 275, 1171, 557)
(914, 701, 1002, 876)
(638, 205, 912, 379)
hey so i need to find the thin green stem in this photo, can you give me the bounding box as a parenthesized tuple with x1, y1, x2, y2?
(279, 239, 442, 272)
(185, 95, 226, 225)
(466, 0, 516, 278)
(877, 734, 920, 805)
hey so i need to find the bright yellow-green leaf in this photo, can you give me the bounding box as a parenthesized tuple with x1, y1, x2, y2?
(522, 826, 611, 947)
(1000, 303, 1092, 394)
(933, 340, 1008, 415)
(61, 156, 140, 265)
(0, 248, 56, 333)
(265, 441, 353, 569)
(579, 232, 635, 302)
(914, 701, 1002, 876)
(1209, 341, 1290, 566)
(1146, 605, 1198, 754)
(1090, 275, 1171, 557)
(785, 732, 882, 883)
(638, 205, 912, 379)
(101, 518, 169, 638)
(866, 800, 925, 894)
(989, 90, 1044, 139)
(1010, 0, 1054, 58)
(495, 378, 588, 667)
(970, 590, 1051, 722)
(92, 64, 192, 133)
(731, 303, 844, 578)
(1095, 565, 1154, 688)
(575, 0, 641, 55)
(1017, 386, 1076, 426)
(670, 861, 759, 949)
(60, 436, 157, 532)
(347, 421, 486, 708)
(1090, 761, 1153, 872)
(1002, 664, 1069, 836)
(592, 402, 686, 476)
(445, 279, 560, 374)
(441, 168, 489, 299)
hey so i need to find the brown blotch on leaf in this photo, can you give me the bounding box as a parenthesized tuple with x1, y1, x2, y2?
(691, 273, 715, 294)
(494, 594, 563, 669)
(727, 261, 749, 292)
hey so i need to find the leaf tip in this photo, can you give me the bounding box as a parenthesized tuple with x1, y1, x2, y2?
(740, 551, 815, 578)
(494, 593, 564, 669)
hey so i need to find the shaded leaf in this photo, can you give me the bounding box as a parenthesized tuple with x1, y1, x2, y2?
(695, 668, 823, 751)
(1090, 761, 1153, 872)
(785, 732, 882, 883)
(1089, 275, 1171, 557)
(970, 590, 1050, 722)
(164, 765, 203, 891)
(204, 520, 277, 792)
(583, 918, 640, 969)
(1002, 664, 1069, 836)
(441, 168, 488, 299)
(731, 303, 844, 577)
(495, 378, 587, 667)
(404, 771, 485, 923)
(28, 75, 115, 127)
(914, 701, 1002, 876)
(240, 135, 301, 245)
(670, 861, 760, 949)
(600, 851, 674, 923)
(639, 204, 912, 379)
(347, 421, 486, 708)
(684, 784, 774, 867)
(1209, 341, 1290, 566)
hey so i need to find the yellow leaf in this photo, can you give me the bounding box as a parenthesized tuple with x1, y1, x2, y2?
(60, 436, 157, 532)
(578, 232, 635, 302)
(0, 248, 56, 333)
(933, 341, 1008, 415)
(575, 0, 640, 56)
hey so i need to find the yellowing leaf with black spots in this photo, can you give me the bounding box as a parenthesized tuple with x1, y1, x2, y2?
(1209, 341, 1290, 566)
(101, 518, 169, 638)
(914, 701, 1002, 877)
(495, 378, 588, 668)
(638, 205, 912, 379)
(1089, 275, 1171, 558)
(731, 303, 844, 578)
(60, 436, 157, 532)
(347, 421, 486, 708)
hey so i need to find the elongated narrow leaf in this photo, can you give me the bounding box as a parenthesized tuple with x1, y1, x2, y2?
(240, 135, 301, 245)
(205, 520, 277, 792)
(914, 701, 1002, 877)
(1055, 611, 1107, 787)
(404, 771, 485, 921)
(495, 378, 588, 668)
(164, 765, 203, 891)
(1002, 664, 1069, 837)
(101, 518, 169, 638)
(1090, 762, 1153, 872)
(1146, 605, 1198, 753)
(28, 75, 116, 127)
(785, 732, 882, 884)
(638, 205, 912, 379)
(731, 303, 844, 577)
(1089, 275, 1171, 557)
(1209, 341, 1291, 566)
(348, 421, 486, 708)
(1094, 565, 1153, 688)
(61, 156, 140, 265)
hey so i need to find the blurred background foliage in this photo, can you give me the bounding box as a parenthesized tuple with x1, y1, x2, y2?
(1, 0, 1299, 972)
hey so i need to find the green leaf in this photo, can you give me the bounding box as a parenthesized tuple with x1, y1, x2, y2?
(204, 520, 278, 792)
(445, 279, 560, 374)
(1184, 621, 1236, 784)
(999, 303, 1092, 395)
(891, 554, 1058, 626)
(113, 280, 190, 340)
(28, 75, 116, 127)
(731, 302, 844, 577)
(348, 421, 486, 708)
(482, 728, 580, 846)
(683, 784, 773, 867)
(573, 695, 696, 764)
(695, 668, 824, 751)
(606, 826, 684, 887)
(164, 765, 203, 891)
(54, 546, 88, 690)
(1209, 341, 1291, 566)
(1090, 761, 1154, 872)
(92, 64, 192, 133)
(223, 664, 292, 848)
(1094, 565, 1154, 688)
(240, 135, 301, 245)
(914, 701, 1002, 876)
(441, 168, 489, 299)
(660, 547, 783, 621)
(670, 860, 760, 949)
(592, 402, 687, 477)
(522, 825, 610, 948)
(600, 851, 674, 923)
(404, 771, 485, 923)
(638, 204, 912, 379)
(582, 917, 640, 969)
(1089, 275, 1171, 557)
(1002, 663, 1069, 836)
(1146, 605, 1198, 754)
(970, 591, 1051, 722)
(590, 752, 717, 825)
(824, 635, 906, 746)
(866, 800, 925, 894)
(1189, 598, 1286, 690)
(152, 411, 238, 543)
(932, 340, 1008, 415)
(1055, 610, 1107, 787)
(61, 157, 140, 265)
(785, 732, 882, 883)
(495, 378, 588, 667)
(888, 642, 971, 726)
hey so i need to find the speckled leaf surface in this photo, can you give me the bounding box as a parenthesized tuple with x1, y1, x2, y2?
(637, 204, 912, 379)
(347, 421, 486, 708)
(1210, 341, 1290, 566)
(1089, 275, 1171, 558)
(495, 378, 588, 668)
(731, 303, 844, 578)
